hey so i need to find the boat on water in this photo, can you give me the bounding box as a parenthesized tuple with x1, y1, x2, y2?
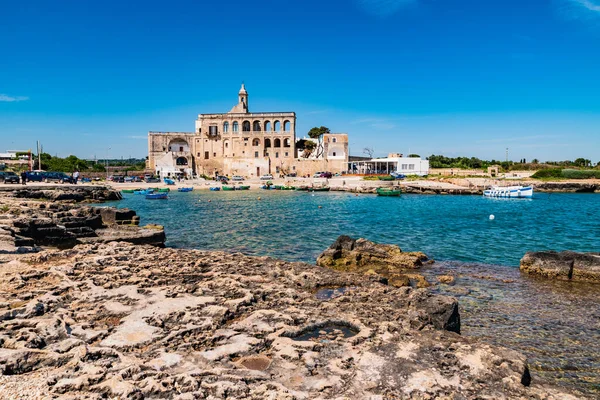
(163, 178, 175, 185)
(376, 187, 402, 197)
(121, 189, 135, 194)
(483, 185, 533, 198)
(146, 193, 168, 200)
(157, 188, 170, 192)
(310, 187, 330, 192)
(222, 186, 235, 191)
(210, 187, 221, 191)
(279, 186, 295, 190)
(236, 185, 250, 190)
(134, 189, 154, 195)
(177, 187, 194, 192)
(295, 186, 310, 191)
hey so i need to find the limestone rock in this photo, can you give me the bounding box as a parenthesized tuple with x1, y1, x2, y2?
(520, 251, 600, 283)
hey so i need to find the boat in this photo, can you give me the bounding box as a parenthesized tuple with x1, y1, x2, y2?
(310, 187, 330, 192)
(483, 185, 533, 198)
(376, 187, 402, 197)
(210, 187, 221, 191)
(146, 193, 168, 200)
(121, 189, 135, 194)
(134, 189, 154, 195)
(237, 185, 250, 190)
(177, 187, 194, 192)
(295, 186, 310, 191)
(158, 188, 170, 192)
(164, 178, 175, 185)
(280, 186, 295, 190)
(222, 186, 235, 191)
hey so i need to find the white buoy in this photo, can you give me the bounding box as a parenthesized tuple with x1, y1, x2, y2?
(489, 214, 495, 220)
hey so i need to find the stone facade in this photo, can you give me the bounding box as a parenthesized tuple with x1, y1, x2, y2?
(148, 85, 349, 178)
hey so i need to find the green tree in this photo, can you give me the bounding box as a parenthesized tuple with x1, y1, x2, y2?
(407, 154, 420, 158)
(574, 158, 587, 167)
(307, 126, 330, 158)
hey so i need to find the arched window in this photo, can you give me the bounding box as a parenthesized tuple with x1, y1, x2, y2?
(252, 138, 260, 146)
(176, 157, 188, 166)
(242, 121, 251, 132)
(283, 138, 291, 147)
(283, 120, 290, 131)
(225, 142, 229, 148)
(274, 138, 281, 148)
(233, 121, 239, 132)
(273, 120, 280, 131)
(223, 122, 229, 133)
(253, 121, 261, 131)
(264, 121, 271, 131)
(264, 138, 271, 148)
(332, 137, 337, 143)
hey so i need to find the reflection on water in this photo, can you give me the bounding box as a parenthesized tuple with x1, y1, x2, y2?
(103, 191, 600, 395)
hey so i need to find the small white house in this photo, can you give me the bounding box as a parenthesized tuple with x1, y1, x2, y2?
(349, 154, 429, 176)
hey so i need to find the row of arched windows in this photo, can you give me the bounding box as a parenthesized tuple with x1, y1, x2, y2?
(222, 120, 291, 133)
(251, 138, 291, 147)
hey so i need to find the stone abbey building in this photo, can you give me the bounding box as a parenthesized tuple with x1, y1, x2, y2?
(148, 84, 348, 178)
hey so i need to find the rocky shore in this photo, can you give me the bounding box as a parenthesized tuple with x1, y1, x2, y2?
(0, 189, 589, 398)
(521, 251, 600, 283)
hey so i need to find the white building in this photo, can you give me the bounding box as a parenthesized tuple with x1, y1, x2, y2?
(349, 153, 429, 176)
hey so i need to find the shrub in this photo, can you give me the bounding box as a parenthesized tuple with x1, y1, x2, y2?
(531, 168, 563, 179)
(561, 169, 600, 179)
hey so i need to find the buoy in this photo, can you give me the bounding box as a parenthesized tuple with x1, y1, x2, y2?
(312, 194, 315, 197)
(257, 197, 261, 200)
(489, 214, 495, 220)
(318, 206, 322, 209)
(208, 200, 211, 203)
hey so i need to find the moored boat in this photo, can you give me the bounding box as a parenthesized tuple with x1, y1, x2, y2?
(158, 188, 170, 192)
(164, 178, 175, 185)
(121, 189, 135, 194)
(146, 192, 168, 200)
(483, 185, 533, 198)
(295, 186, 310, 191)
(222, 186, 235, 191)
(280, 186, 295, 190)
(177, 187, 194, 192)
(376, 187, 402, 197)
(310, 187, 330, 192)
(237, 185, 250, 190)
(134, 189, 154, 195)
(209, 187, 221, 191)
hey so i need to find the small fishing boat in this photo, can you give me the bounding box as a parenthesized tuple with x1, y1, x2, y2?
(260, 185, 271, 190)
(163, 178, 175, 185)
(134, 189, 154, 195)
(295, 186, 310, 191)
(483, 185, 533, 198)
(146, 192, 168, 200)
(280, 186, 295, 190)
(310, 187, 330, 192)
(237, 185, 250, 190)
(210, 187, 221, 191)
(158, 188, 170, 192)
(121, 189, 135, 194)
(177, 187, 194, 192)
(376, 187, 402, 197)
(222, 186, 235, 191)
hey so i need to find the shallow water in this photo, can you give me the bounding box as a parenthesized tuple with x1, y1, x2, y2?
(104, 191, 600, 395)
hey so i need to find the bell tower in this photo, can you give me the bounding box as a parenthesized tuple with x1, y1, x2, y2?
(238, 83, 248, 111)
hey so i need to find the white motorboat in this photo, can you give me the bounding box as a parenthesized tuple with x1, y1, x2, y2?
(483, 185, 533, 198)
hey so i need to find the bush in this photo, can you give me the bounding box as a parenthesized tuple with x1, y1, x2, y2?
(531, 168, 563, 179)
(561, 169, 600, 179)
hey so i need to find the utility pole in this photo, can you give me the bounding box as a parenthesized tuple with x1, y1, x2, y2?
(36, 141, 41, 171)
(506, 148, 509, 163)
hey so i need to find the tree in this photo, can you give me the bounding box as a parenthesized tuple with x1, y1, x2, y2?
(363, 147, 375, 158)
(408, 154, 420, 158)
(295, 139, 317, 158)
(307, 126, 330, 158)
(532, 159, 539, 164)
(574, 158, 587, 168)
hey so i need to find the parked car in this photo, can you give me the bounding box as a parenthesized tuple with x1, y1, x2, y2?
(44, 172, 75, 184)
(314, 172, 332, 178)
(0, 171, 20, 184)
(216, 175, 229, 183)
(260, 174, 274, 180)
(231, 175, 244, 181)
(144, 176, 160, 183)
(286, 172, 297, 177)
(25, 171, 45, 182)
(124, 176, 135, 182)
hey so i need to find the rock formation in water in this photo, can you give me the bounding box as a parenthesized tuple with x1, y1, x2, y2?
(317, 235, 433, 288)
(521, 251, 600, 283)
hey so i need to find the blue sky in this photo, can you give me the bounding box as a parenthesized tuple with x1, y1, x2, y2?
(1, 0, 599, 161)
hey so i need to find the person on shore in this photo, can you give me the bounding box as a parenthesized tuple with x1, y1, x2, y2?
(73, 170, 79, 184)
(20, 171, 27, 185)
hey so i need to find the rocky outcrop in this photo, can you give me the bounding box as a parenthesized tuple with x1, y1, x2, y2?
(0, 242, 580, 399)
(521, 251, 600, 283)
(0, 196, 164, 252)
(533, 182, 600, 193)
(317, 235, 432, 288)
(10, 186, 122, 202)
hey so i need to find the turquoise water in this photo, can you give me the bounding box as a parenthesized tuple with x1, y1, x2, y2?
(106, 191, 599, 267)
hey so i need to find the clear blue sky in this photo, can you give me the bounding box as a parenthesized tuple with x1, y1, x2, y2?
(1, 0, 599, 162)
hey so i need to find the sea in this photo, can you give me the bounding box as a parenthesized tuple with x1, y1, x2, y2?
(104, 191, 600, 396)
